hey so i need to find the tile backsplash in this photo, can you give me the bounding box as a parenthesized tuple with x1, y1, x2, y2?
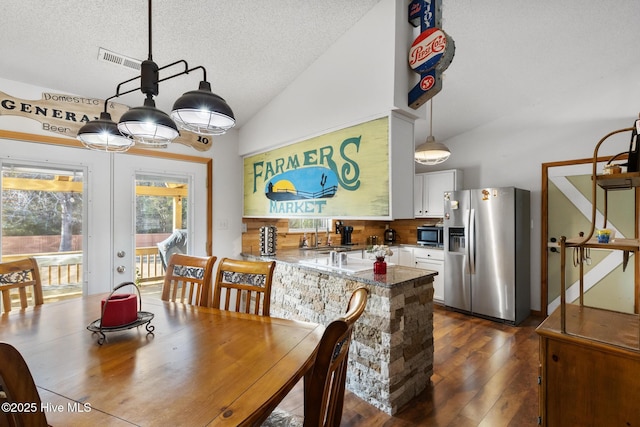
(241, 217, 441, 253)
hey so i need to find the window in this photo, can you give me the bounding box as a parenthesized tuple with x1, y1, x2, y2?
(288, 218, 332, 233)
(1, 163, 85, 301)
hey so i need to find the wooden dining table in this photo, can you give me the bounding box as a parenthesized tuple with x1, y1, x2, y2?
(0, 293, 324, 426)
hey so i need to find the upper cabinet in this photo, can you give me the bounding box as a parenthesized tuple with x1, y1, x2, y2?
(414, 169, 462, 218)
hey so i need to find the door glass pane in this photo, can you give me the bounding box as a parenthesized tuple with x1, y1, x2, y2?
(1, 163, 84, 303)
(135, 173, 189, 298)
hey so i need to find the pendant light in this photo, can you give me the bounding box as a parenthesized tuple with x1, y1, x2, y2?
(171, 80, 236, 135)
(77, 111, 134, 152)
(415, 99, 450, 165)
(77, 0, 235, 151)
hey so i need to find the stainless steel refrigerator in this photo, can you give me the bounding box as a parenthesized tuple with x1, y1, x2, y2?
(443, 187, 530, 325)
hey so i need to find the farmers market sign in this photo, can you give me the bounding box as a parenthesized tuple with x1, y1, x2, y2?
(244, 116, 390, 218)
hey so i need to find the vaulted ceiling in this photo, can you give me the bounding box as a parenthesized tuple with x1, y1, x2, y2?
(1, 1, 638, 145)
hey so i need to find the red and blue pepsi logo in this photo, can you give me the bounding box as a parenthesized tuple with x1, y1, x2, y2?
(409, 27, 447, 74)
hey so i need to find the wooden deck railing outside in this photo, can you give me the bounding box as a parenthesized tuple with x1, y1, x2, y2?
(135, 247, 165, 284)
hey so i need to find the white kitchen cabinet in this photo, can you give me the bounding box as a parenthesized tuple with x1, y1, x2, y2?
(387, 247, 399, 264)
(414, 248, 444, 304)
(397, 247, 415, 267)
(395, 246, 444, 303)
(414, 169, 462, 218)
(413, 175, 426, 217)
(349, 247, 398, 265)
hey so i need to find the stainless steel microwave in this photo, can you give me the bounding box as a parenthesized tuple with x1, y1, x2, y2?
(417, 226, 444, 247)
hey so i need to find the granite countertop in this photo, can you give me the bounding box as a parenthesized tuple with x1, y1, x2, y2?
(242, 248, 436, 288)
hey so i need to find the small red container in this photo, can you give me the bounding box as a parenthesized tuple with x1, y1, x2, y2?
(100, 294, 138, 327)
(373, 257, 387, 274)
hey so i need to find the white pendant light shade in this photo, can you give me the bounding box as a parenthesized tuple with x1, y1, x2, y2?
(76, 112, 134, 152)
(415, 99, 450, 165)
(415, 136, 451, 165)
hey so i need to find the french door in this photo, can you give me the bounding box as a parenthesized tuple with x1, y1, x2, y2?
(0, 137, 209, 296)
(111, 155, 208, 292)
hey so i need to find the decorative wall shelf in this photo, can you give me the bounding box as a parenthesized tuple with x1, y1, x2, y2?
(596, 171, 640, 190)
(537, 125, 640, 426)
(563, 237, 640, 251)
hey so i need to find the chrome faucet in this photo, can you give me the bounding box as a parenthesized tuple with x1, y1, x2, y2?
(314, 219, 319, 248)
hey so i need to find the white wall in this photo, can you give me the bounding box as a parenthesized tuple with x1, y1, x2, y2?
(238, 0, 421, 156)
(423, 65, 640, 312)
(210, 130, 244, 260)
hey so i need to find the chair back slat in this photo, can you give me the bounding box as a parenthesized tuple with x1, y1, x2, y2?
(0, 258, 43, 313)
(212, 258, 275, 316)
(304, 287, 368, 427)
(262, 287, 368, 427)
(161, 254, 216, 307)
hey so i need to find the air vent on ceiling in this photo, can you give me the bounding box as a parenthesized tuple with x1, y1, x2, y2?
(97, 48, 141, 71)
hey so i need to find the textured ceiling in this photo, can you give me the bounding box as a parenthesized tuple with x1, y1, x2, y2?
(1, 1, 639, 145)
(0, 0, 382, 129)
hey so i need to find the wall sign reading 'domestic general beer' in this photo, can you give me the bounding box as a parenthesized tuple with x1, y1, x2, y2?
(0, 90, 213, 151)
(408, 0, 455, 109)
(243, 116, 390, 218)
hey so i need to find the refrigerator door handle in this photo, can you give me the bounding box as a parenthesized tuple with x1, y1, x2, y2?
(469, 208, 476, 274)
(463, 208, 471, 272)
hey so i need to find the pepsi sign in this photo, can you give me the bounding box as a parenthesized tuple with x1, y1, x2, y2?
(409, 27, 448, 73)
(408, 0, 455, 109)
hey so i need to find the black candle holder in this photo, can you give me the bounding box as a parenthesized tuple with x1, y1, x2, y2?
(87, 281, 155, 345)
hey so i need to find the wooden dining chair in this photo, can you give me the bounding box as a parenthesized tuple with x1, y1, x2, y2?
(212, 258, 276, 316)
(161, 254, 216, 307)
(264, 287, 369, 427)
(0, 342, 48, 427)
(0, 258, 44, 313)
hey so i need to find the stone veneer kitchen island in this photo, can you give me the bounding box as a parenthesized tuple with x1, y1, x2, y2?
(243, 249, 435, 415)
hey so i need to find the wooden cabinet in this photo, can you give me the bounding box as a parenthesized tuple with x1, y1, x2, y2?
(538, 307, 640, 426)
(414, 248, 444, 303)
(414, 169, 462, 218)
(537, 126, 640, 426)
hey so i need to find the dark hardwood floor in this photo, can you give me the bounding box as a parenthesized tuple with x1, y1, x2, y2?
(276, 305, 543, 426)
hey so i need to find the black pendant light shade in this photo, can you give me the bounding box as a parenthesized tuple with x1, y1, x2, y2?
(77, 0, 233, 152)
(76, 111, 134, 152)
(117, 96, 180, 147)
(171, 81, 235, 135)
